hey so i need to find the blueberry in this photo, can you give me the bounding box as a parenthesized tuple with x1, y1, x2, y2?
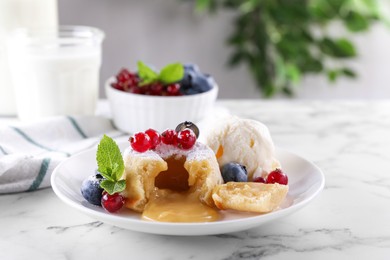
(204, 74, 216, 87)
(181, 87, 199, 95)
(184, 63, 200, 73)
(180, 66, 198, 88)
(180, 64, 215, 95)
(191, 73, 214, 93)
(221, 163, 248, 183)
(175, 121, 200, 138)
(81, 173, 104, 206)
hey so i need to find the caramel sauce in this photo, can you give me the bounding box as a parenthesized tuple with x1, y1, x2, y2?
(154, 156, 189, 191)
(142, 155, 220, 223)
(142, 189, 220, 222)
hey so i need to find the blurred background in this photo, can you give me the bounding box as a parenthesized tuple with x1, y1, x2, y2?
(34, 0, 390, 99)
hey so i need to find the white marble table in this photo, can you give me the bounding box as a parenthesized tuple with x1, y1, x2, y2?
(1, 100, 390, 260)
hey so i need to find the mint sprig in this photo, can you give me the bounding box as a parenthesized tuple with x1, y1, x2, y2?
(158, 63, 184, 84)
(96, 135, 126, 195)
(137, 61, 159, 86)
(137, 61, 184, 86)
(100, 179, 126, 195)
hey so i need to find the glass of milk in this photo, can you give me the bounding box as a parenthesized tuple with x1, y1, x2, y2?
(7, 26, 104, 120)
(0, 0, 58, 115)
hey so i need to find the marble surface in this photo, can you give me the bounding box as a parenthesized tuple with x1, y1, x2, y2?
(1, 100, 390, 260)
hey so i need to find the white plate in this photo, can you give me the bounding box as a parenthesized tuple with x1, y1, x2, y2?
(51, 142, 325, 236)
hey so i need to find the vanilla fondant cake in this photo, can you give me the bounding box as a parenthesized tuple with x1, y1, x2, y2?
(122, 142, 223, 213)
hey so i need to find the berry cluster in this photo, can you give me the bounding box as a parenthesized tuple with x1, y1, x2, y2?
(111, 63, 214, 96)
(81, 172, 125, 213)
(253, 169, 288, 185)
(129, 126, 197, 153)
(221, 163, 288, 186)
(111, 68, 138, 93)
(81, 122, 200, 214)
(111, 68, 182, 96)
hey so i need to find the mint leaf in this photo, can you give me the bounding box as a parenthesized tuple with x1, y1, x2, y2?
(96, 135, 124, 181)
(112, 162, 119, 178)
(112, 162, 124, 182)
(100, 179, 126, 195)
(137, 61, 159, 85)
(96, 135, 127, 195)
(113, 179, 126, 193)
(139, 77, 156, 86)
(99, 170, 114, 182)
(159, 63, 184, 84)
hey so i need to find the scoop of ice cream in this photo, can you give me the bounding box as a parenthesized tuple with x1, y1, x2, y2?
(203, 116, 280, 180)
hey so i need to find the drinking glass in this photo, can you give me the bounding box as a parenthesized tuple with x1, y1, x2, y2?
(7, 26, 104, 120)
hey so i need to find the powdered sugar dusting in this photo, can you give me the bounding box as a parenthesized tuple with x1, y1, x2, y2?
(123, 141, 216, 161)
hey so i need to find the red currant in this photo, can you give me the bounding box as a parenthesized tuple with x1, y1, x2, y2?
(145, 128, 161, 149)
(166, 83, 181, 96)
(129, 86, 144, 94)
(126, 76, 139, 89)
(161, 129, 178, 145)
(142, 84, 152, 95)
(111, 82, 124, 91)
(253, 176, 266, 183)
(130, 132, 151, 152)
(176, 129, 196, 150)
(116, 68, 131, 83)
(149, 83, 164, 96)
(266, 169, 288, 185)
(101, 192, 125, 213)
(115, 68, 140, 93)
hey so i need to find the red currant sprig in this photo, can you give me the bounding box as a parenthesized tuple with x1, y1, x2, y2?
(113, 68, 139, 92)
(253, 168, 288, 185)
(129, 126, 198, 153)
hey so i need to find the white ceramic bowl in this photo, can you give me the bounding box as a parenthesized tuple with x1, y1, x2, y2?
(105, 77, 218, 133)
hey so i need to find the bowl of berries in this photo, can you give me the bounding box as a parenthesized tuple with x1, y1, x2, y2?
(106, 61, 218, 133)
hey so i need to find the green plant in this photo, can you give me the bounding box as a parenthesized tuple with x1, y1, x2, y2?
(193, 0, 386, 97)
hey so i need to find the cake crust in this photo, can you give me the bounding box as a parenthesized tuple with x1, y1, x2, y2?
(212, 182, 288, 213)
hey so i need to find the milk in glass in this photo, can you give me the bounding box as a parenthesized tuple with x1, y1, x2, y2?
(0, 0, 58, 115)
(7, 27, 104, 120)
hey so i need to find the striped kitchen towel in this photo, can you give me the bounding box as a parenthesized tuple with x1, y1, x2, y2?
(0, 116, 127, 194)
